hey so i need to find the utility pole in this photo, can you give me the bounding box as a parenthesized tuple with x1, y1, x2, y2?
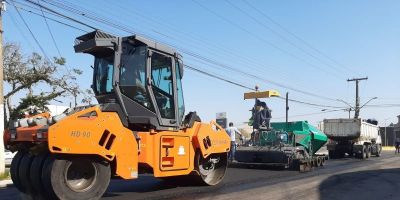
(0, 1, 6, 175)
(347, 77, 368, 119)
(285, 92, 289, 126)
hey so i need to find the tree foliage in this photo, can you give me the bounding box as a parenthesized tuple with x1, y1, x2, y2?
(9, 92, 64, 119)
(3, 42, 89, 120)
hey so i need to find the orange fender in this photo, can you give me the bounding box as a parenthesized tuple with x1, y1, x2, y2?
(192, 121, 230, 158)
(48, 106, 138, 179)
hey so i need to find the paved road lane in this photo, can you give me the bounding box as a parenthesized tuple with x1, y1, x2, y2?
(0, 152, 398, 200)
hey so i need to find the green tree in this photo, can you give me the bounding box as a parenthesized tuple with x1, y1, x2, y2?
(3, 43, 84, 120)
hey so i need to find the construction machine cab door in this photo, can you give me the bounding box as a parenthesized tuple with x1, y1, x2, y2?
(148, 50, 182, 128)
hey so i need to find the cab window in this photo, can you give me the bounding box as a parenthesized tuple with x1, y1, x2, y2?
(151, 52, 175, 119)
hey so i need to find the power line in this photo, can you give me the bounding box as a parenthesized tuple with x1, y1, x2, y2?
(191, 0, 343, 80)
(242, 0, 359, 76)
(274, 109, 344, 119)
(36, 0, 339, 102)
(277, 96, 345, 109)
(16, 5, 88, 32)
(7, 8, 36, 51)
(225, 0, 347, 78)
(36, 0, 61, 57)
(184, 64, 255, 91)
(26, 0, 347, 108)
(24, 0, 96, 30)
(101, 1, 298, 82)
(365, 104, 400, 108)
(187, 63, 345, 110)
(11, 0, 49, 60)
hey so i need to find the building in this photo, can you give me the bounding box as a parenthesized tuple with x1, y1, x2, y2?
(46, 105, 69, 116)
(380, 115, 400, 146)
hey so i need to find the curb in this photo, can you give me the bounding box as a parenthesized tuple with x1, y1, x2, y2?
(0, 179, 13, 188)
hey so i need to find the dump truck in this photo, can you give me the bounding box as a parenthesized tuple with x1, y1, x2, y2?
(324, 118, 382, 159)
(235, 90, 328, 171)
(3, 30, 231, 200)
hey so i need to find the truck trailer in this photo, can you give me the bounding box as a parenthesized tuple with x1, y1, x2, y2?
(324, 118, 382, 159)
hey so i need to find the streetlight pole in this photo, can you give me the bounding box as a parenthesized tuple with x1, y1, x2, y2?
(347, 77, 368, 118)
(0, 1, 5, 175)
(347, 108, 352, 119)
(337, 99, 354, 119)
(359, 97, 378, 110)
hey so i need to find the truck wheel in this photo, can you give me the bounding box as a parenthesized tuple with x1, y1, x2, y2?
(299, 163, 306, 172)
(42, 155, 111, 200)
(18, 153, 35, 194)
(289, 159, 300, 171)
(362, 145, 367, 159)
(316, 157, 322, 167)
(376, 145, 382, 157)
(195, 152, 228, 186)
(366, 145, 371, 158)
(29, 153, 48, 196)
(10, 151, 25, 193)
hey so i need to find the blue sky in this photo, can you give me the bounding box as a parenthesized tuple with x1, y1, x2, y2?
(4, 0, 400, 126)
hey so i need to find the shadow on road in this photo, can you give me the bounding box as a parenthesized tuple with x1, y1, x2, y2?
(318, 168, 400, 200)
(103, 175, 214, 199)
(228, 162, 287, 171)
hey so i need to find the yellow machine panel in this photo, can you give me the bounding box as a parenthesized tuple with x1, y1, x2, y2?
(244, 90, 280, 99)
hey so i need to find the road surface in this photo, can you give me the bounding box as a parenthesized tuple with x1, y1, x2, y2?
(1, 151, 399, 200)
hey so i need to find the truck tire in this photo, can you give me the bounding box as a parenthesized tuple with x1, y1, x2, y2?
(18, 153, 35, 194)
(316, 157, 322, 167)
(195, 152, 228, 186)
(41, 155, 58, 200)
(29, 153, 48, 196)
(376, 145, 382, 157)
(366, 145, 371, 158)
(42, 155, 111, 200)
(361, 145, 367, 159)
(289, 159, 300, 171)
(10, 151, 25, 193)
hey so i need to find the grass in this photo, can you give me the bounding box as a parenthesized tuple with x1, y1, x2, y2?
(0, 169, 10, 181)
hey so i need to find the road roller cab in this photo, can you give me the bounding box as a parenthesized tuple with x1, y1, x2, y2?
(4, 30, 230, 200)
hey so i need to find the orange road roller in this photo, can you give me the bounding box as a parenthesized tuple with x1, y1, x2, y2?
(4, 30, 230, 200)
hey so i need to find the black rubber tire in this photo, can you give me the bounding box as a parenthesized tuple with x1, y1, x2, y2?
(311, 159, 316, 168)
(195, 152, 228, 186)
(376, 145, 382, 157)
(316, 157, 322, 167)
(19, 153, 35, 195)
(29, 153, 48, 196)
(289, 159, 300, 171)
(366, 145, 371, 158)
(42, 155, 111, 200)
(10, 151, 25, 193)
(41, 155, 58, 200)
(362, 145, 367, 160)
